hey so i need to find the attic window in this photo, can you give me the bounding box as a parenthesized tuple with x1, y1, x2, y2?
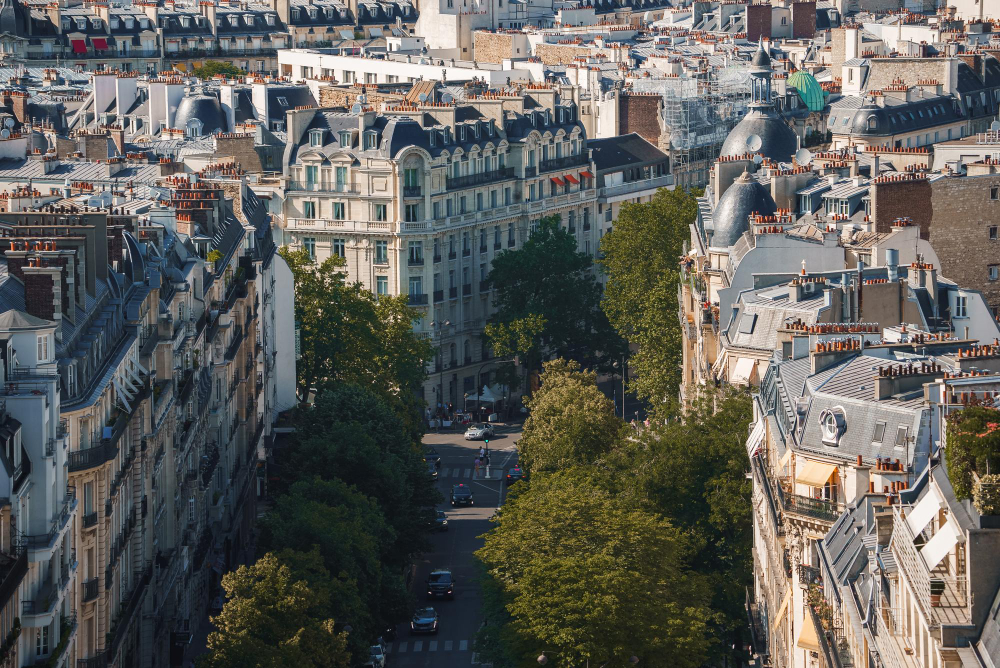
(873, 421, 886, 443)
(894, 425, 909, 447)
(266, 14, 275, 25)
(309, 130, 323, 147)
(76, 18, 87, 30)
(277, 96, 289, 107)
(820, 407, 847, 446)
(339, 130, 351, 147)
(91, 18, 102, 29)
(229, 15, 239, 26)
(124, 18, 133, 29)
(110, 18, 119, 28)
(181, 16, 190, 27)
(363, 131, 377, 150)
(309, 8, 317, 17)
(292, 8, 301, 19)
(737, 313, 757, 334)
(459, 126, 466, 142)
(428, 130, 436, 147)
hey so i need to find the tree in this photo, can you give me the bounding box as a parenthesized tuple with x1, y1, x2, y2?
(477, 468, 711, 667)
(598, 188, 700, 415)
(279, 247, 432, 427)
(516, 359, 621, 474)
(486, 216, 623, 379)
(193, 60, 246, 80)
(201, 551, 351, 668)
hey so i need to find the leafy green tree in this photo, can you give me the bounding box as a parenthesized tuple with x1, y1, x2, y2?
(598, 188, 700, 415)
(193, 60, 246, 80)
(478, 468, 711, 667)
(279, 247, 432, 428)
(945, 405, 1000, 499)
(486, 216, 623, 379)
(201, 550, 351, 668)
(517, 359, 621, 474)
(609, 390, 753, 664)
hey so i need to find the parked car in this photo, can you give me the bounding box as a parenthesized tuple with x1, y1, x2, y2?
(464, 423, 495, 441)
(427, 570, 455, 599)
(369, 644, 387, 667)
(451, 484, 474, 506)
(506, 465, 526, 484)
(427, 460, 439, 480)
(410, 607, 439, 634)
(424, 446, 441, 468)
(433, 510, 449, 531)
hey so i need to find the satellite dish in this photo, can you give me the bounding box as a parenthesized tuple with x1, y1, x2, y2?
(752, 154, 763, 165)
(991, 120, 1000, 132)
(350, 103, 363, 114)
(794, 148, 813, 166)
(4, 118, 13, 129)
(418, 92, 428, 102)
(441, 92, 454, 104)
(1, 129, 9, 139)
(746, 134, 762, 152)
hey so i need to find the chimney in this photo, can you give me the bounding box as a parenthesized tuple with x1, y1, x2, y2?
(22, 261, 62, 323)
(849, 454, 871, 504)
(886, 247, 899, 282)
(110, 126, 125, 156)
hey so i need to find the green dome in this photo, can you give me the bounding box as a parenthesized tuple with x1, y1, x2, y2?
(787, 70, 825, 112)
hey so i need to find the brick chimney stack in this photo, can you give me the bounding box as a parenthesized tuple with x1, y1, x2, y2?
(22, 259, 62, 324)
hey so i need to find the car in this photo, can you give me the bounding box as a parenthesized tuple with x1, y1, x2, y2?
(451, 484, 474, 506)
(434, 510, 449, 531)
(369, 644, 387, 667)
(427, 460, 439, 480)
(464, 423, 495, 441)
(426, 570, 455, 599)
(423, 447, 441, 468)
(410, 607, 439, 634)
(506, 465, 526, 484)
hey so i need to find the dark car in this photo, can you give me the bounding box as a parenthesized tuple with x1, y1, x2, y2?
(426, 570, 455, 599)
(410, 607, 439, 634)
(427, 460, 439, 480)
(506, 465, 526, 484)
(451, 484, 474, 506)
(433, 510, 449, 531)
(424, 447, 441, 469)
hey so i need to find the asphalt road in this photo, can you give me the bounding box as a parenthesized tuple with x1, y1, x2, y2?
(386, 422, 522, 668)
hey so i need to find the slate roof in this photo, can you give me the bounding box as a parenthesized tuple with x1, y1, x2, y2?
(588, 133, 667, 173)
(726, 285, 823, 352)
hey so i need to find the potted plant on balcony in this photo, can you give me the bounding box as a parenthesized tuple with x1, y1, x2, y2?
(973, 472, 1000, 516)
(930, 578, 945, 606)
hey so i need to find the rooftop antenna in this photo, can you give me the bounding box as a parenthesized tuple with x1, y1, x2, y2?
(794, 148, 813, 166)
(746, 134, 762, 153)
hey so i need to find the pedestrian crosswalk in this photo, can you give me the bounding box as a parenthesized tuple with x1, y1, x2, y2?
(388, 638, 487, 663)
(438, 467, 474, 479)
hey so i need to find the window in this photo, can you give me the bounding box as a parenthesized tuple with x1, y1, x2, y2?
(309, 130, 323, 147)
(992, 186, 1000, 200)
(494, 226, 501, 246)
(339, 130, 351, 147)
(462, 232, 470, 253)
(375, 240, 388, 264)
(333, 202, 345, 220)
(303, 237, 316, 259)
(335, 166, 347, 191)
(480, 262, 487, 281)
(276, 96, 289, 107)
(36, 625, 49, 656)
(873, 421, 886, 443)
(508, 222, 515, 245)
(409, 276, 423, 295)
(364, 132, 377, 150)
(894, 426, 909, 448)
(403, 168, 420, 187)
(376, 275, 388, 296)
(990, 265, 999, 281)
(303, 201, 316, 219)
(409, 241, 423, 264)
(955, 295, 968, 318)
(405, 204, 419, 222)
(374, 203, 387, 221)
(305, 165, 318, 185)
(36, 334, 48, 362)
(332, 239, 345, 257)
(991, 226, 998, 240)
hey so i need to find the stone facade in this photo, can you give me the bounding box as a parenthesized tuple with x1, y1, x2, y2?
(830, 27, 847, 80)
(473, 32, 515, 63)
(864, 58, 953, 93)
(215, 134, 265, 173)
(535, 42, 590, 65)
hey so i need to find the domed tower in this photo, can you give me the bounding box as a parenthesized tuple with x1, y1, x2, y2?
(710, 171, 777, 248)
(719, 40, 798, 162)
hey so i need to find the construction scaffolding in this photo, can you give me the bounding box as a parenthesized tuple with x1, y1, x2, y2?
(631, 63, 751, 188)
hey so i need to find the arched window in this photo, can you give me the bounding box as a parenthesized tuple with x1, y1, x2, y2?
(866, 115, 878, 131)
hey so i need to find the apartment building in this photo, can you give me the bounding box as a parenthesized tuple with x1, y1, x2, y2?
(275, 82, 672, 404)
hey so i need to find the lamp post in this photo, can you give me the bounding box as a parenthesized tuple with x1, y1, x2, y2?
(430, 319, 450, 427)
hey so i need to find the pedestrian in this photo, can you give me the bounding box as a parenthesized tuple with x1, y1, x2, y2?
(474, 457, 481, 477)
(479, 446, 486, 459)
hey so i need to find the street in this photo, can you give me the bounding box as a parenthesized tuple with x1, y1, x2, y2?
(386, 421, 522, 668)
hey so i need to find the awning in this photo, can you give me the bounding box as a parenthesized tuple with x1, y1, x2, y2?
(580, 170, 594, 179)
(550, 176, 565, 186)
(746, 419, 765, 459)
(796, 614, 821, 651)
(772, 588, 791, 630)
(779, 448, 793, 470)
(730, 357, 756, 384)
(920, 517, 964, 571)
(796, 460, 837, 488)
(564, 173, 580, 184)
(71, 39, 86, 54)
(904, 485, 944, 538)
(92, 37, 108, 50)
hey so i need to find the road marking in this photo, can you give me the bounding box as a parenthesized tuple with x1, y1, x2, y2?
(459, 640, 468, 651)
(413, 641, 423, 652)
(463, 468, 471, 477)
(429, 641, 438, 652)
(444, 640, 453, 651)
(440, 467, 450, 477)
(397, 642, 408, 653)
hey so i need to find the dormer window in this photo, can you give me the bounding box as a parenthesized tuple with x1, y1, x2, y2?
(309, 8, 317, 18)
(363, 131, 377, 150)
(110, 18, 120, 29)
(181, 16, 190, 27)
(558, 108, 564, 123)
(486, 123, 493, 137)
(243, 14, 254, 25)
(459, 126, 466, 141)
(339, 130, 351, 146)
(292, 8, 301, 19)
(61, 19, 70, 30)
(91, 18, 102, 29)
(125, 18, 134, 29)
(266, 13, 275, 25)
(309, 129, 323, 147)
(76, 18, 87, 30)
(819, 407, 847, 446)
(428, 130, 436, 147)
(229, 15, 239, 26)
(139, 18, 148, 29)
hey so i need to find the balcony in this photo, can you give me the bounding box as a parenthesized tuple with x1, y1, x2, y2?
(462, 284, 472, 296)
(525, 166, 537, 178)
(433, 289, 444, 303)
(445, 167, 515, 191)
(462, 248, 471, 257)
(433, 254, 442, 263)
(403, 185, 422, 198)
(0, 547, 26, 614)
(745, 589, 770, 663)
(751, 454, 784, 537)
(776, 481, 841, 523)
(24, 489, 76, 551)
(599, 175, 674, 200)
(82, 578, 99, 603)
(539, 155, 589, 172)
(408, 256, 424, 267)
(408, 293, 428, 306)
(82, 512, 97, 529)
(78, 651, 108, 668)
(494, 242, 502, 250)
(479, 281, 491, 293)
(449, 287, 458, 299)
(106, 566, 151, 658)
(286, 181, 359, 194)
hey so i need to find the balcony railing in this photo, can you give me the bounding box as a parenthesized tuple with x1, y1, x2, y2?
(449, 287, 458, 299)
(462, 284, 472, 296)
(82, 512, 97, 529)
(599, 175, 674, 199)
(776, 481, 841, 523)
(24, 489, 76, 549)
(408, 256, 424, 266)
(479, 281, 491, 293)
(745, 588, 770, 662)
(286, 181, 359, 193)
(445, 167, 515, 190)
(539, 154, 589, 172)
(107, 566, 151, 657)
(402, 185, 422, 198)
(524, 166, 537, 178)
(82, 578, 99, 603)
(433, 289, 444, 303)
(0, 546, 26, 614)
(408, 293, 428, 306)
